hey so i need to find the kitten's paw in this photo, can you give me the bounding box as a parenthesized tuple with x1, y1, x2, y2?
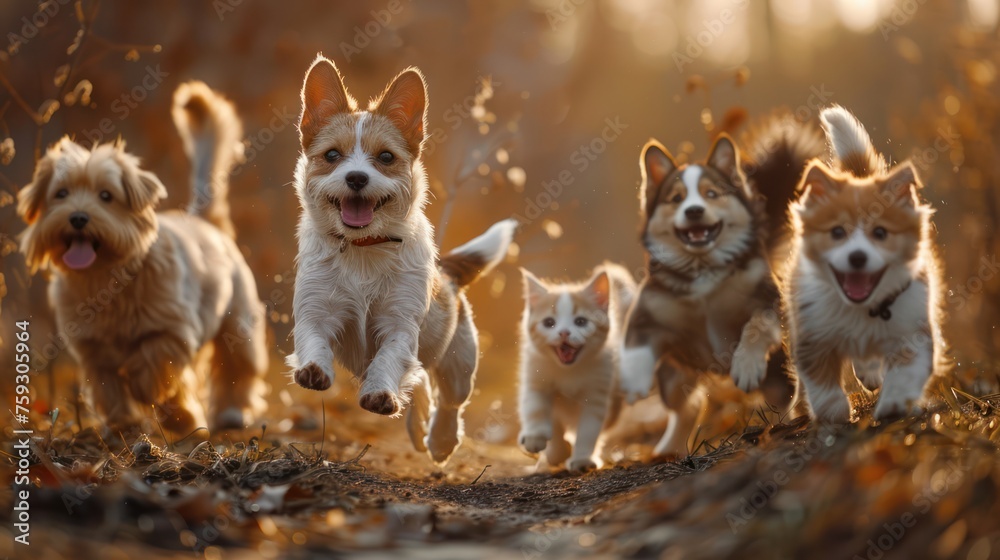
(293, 362, 332, 391)
(730, 346, 767, 393)
(566, 457, 599, 474)
(359, 390, 401, 416)
(519, 432, 549, 454)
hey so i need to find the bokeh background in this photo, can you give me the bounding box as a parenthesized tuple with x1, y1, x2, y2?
(2, 0, 999, 448)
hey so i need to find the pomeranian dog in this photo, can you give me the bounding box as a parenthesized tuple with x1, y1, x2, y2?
(287, 55, 516, 463)
(622, 113, 823, 456)
(17, 82, 268, 433)
(517, 263, 636, 473)
(784, 106, 946, 422)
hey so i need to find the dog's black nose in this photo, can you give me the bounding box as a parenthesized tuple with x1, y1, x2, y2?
(849, 250, 868, 269)
(685, 206, 705, 220)
(345, 171, 369, 191)
(69, 212, 89, 230)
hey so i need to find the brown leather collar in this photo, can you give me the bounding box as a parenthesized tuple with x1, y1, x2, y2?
(351, 235, 403, 247)
(334, 233, 404, 252)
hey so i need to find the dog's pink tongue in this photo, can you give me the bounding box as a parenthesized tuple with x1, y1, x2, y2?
(841, 272, 875, 302)
(62, 239, 96, 270)
(341, 197, 376, 228)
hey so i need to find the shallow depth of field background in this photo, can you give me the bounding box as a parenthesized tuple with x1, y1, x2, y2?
(1, 0, 999, 445)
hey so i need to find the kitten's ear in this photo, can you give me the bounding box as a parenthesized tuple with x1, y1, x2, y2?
(521, 268, 548, 306)
(584, 270, 611, 312)
(300, 55, 353, 148)
(641, 140, 676, 216)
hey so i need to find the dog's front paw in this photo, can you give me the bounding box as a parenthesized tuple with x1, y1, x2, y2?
(809, 390, 853, 424)
(620, 346, 656, 404)
(730, 346, 767, 393)
(293, 362, 332, 391)
(359, 390, 401, 416)
(566, 457, 599, 474)
(518, 432, 549, 454)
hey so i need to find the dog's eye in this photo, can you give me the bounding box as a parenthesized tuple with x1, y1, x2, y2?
(574, 316, 588, 327)
(324, 149, 341, 162)
(705, 190, 718, 199)
(542, 318, 556, 329)
(99, 191, 112, 202)
(872, 226, 888, 240)
(671, 194, 683, 204)
(831, 226, 847, 240)
(378, 151, 394, 164)
(55, 189, 68, 199)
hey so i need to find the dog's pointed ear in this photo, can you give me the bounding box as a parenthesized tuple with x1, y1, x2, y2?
(707, 134, 740, 180)
(880, 160, 922, 208)
(584, 270, 611, 313)
(374, 68, 428, 155)
(798, 160, 840, 205)
(121, 162, 167, 210)
(300, 56, 353, 148)
(641, 139, 676, 215)
(17, 150, 57, 225)
(521, 268, 548, 306)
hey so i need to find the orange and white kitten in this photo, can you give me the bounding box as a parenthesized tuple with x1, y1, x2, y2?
(517, 263, 636, 473)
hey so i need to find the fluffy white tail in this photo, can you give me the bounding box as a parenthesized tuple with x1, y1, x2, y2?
(438, 219, 518, 287)
(172, 81, 244, 237)
(819, 105, 885, 177)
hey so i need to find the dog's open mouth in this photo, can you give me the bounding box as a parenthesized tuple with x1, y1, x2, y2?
(553, 343, 581, 365)
(833, 267, 886, 303)
(675, 222, 723, 247)
(62, 236, 99, 270)
(331, 195, 392, 229)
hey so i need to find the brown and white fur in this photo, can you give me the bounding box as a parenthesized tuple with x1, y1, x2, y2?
(287, 56, 516, 464)
(517, 263, 636, 473)
(784, 105, 946, 422)
(16, 82, 268, 433)
(622, 115, 823, 457)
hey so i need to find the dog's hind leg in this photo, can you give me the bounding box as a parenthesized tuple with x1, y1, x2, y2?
(210, 290, 268, 430)
(407, 371, 432, 453)
(652, 365, 706, 459)
(424, 298, 478, 464)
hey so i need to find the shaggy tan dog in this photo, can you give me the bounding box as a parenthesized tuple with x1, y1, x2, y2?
(17, 82, 267, 434)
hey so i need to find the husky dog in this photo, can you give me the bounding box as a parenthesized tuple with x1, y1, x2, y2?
(287, 55, 516, 463)
(622, 114, 823, 456)
(784, 105, 946, 422)
(517, 263, 636, 473)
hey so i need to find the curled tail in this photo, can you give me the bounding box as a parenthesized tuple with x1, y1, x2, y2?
(740, 110, 826, 242)
(438, 219, 517, 288)
(172, 81, 244, 238)
(819, 104, 885, 177)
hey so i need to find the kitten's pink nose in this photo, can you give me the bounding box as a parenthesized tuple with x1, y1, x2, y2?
(558, 330, 570, 338)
